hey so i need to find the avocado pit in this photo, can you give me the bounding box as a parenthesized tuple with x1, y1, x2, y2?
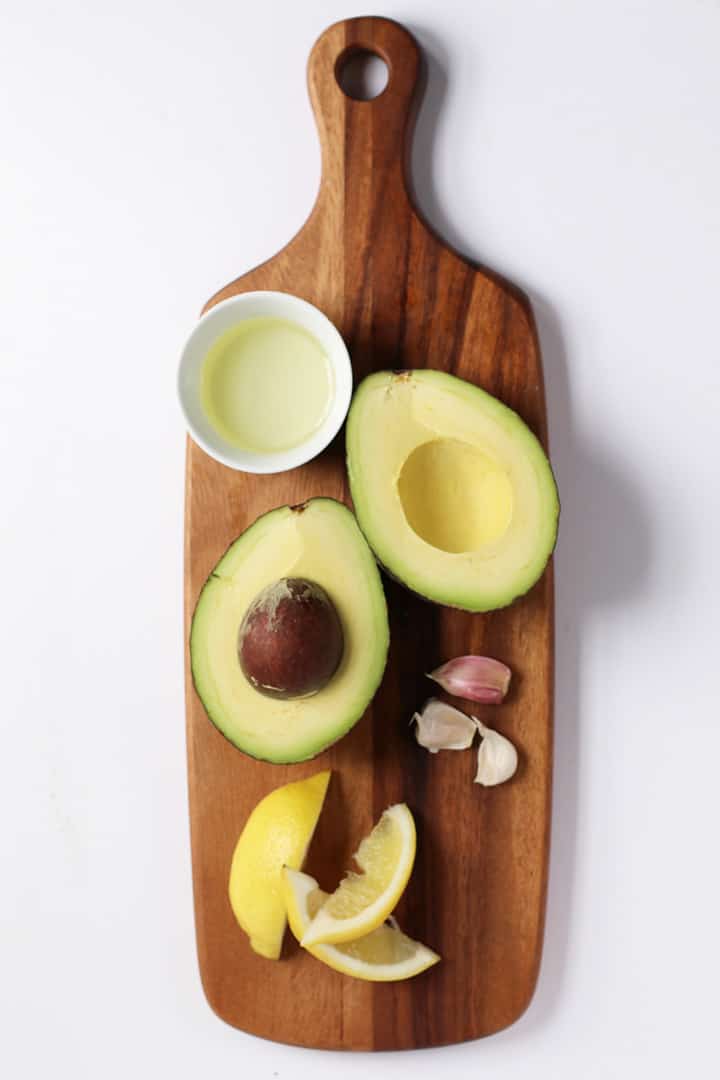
(238, 577, 344, 699)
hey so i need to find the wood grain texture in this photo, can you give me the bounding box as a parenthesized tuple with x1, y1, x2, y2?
(184, 16, 553, 1050)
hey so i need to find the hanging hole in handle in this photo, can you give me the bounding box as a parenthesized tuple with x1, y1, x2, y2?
(336, 48, 389, 101)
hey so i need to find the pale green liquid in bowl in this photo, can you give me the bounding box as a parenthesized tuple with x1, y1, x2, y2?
(200, 317, 334, 452)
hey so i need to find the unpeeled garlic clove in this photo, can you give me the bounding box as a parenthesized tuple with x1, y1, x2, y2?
(473, 719, 518, 786)
(412, 699, 477, 753)
(427, 655, 511, 704)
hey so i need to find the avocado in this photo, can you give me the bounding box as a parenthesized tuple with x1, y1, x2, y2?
(346, 370, 559, 612)
(190, 498, 389, 763)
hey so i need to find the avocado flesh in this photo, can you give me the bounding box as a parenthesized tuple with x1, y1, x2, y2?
(190, 499, 389, 763)
(346, 370, 559, 612)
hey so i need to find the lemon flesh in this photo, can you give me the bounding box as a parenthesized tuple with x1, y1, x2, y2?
(300, 803, 416, 947)
(283, 868, 439, 981)
(228, 770, 330, 959)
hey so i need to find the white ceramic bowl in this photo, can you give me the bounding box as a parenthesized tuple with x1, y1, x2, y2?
(177, 291, 352, 473)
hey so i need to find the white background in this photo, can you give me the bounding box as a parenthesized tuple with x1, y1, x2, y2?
(2, 1, 719, 1076)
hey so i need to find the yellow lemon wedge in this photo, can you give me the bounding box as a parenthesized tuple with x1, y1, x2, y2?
(283, 868, 439, 981)
(300, 803, 416, 947)
(228, 770, 330, 959)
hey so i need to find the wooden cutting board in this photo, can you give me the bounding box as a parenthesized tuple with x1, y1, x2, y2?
(184, 15, 553, 1051)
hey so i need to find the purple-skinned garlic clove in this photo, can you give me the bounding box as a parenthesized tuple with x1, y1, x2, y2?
(427, 655, 511, 704)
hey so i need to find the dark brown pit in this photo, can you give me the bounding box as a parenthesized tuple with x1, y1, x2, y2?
(238, 578, 344, 700)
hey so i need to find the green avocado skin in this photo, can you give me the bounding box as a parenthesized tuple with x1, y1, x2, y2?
(190, 499, 389, 764)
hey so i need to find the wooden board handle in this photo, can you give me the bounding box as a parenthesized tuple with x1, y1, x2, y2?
(203, 17, 424, 313)
(308, 17, 421, 218)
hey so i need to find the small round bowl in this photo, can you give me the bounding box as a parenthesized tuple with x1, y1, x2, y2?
(177, 291, 352, 473)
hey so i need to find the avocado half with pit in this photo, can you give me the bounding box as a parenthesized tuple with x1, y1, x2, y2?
(190, 498, 389, 763)
(346, 370, 559, 612)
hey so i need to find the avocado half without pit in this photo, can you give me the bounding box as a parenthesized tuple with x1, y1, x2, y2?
(346, 370, 559, 612)
(190, 498, 389, 763)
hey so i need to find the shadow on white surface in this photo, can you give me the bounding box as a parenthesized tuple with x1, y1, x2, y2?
(407, 25, 457, 256)
(406, 20, 656, 1041)
(520, 294, 654, 1036)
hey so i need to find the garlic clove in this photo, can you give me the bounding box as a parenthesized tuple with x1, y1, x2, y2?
(473, 719, 518, 786)
(412, 699, 477, 753)
(427, 655, 511, 704)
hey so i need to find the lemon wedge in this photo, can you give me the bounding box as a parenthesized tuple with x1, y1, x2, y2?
(283, 868, 439, 981)
(300, 803, 416, 947)
(228, 770, 330, 959)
